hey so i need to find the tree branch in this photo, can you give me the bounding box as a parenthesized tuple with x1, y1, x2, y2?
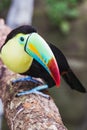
(0, 19, 68, 130)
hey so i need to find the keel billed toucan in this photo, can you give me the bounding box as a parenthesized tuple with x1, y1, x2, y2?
(0, 25, 86, 94)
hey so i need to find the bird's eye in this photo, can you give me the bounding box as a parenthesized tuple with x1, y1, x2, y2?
(20, 37, 24, 42)
(19, 36, 25, 45)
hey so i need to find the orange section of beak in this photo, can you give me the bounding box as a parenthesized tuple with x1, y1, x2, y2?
(47, 57, 60, 87)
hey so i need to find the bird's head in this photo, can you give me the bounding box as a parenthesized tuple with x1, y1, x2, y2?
(0, 25, 60, 86)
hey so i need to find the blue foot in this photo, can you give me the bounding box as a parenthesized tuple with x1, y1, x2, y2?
(12, 76, 43, 84)
(16, 85, 49, 98)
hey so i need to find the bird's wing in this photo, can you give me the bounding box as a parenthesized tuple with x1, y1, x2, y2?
(48, 42, 86, 93)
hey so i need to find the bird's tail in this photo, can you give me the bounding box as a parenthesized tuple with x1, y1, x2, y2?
(62, 69, 86, 93)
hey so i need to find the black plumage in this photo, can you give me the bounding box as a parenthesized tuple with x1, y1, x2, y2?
(2, 25, 86, 93)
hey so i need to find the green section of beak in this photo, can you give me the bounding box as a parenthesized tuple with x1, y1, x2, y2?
(25, 33, 60, 86)
(25, 33, 52, 73)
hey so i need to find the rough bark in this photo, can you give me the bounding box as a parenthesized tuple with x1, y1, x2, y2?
(0, 19, 68, 130)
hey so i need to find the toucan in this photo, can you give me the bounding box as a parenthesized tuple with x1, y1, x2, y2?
(0, 25, 86, 96)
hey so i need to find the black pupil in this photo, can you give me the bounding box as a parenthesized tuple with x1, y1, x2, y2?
(20, 37, 24, 41)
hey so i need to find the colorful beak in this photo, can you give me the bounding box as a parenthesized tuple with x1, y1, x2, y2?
(24, 33, 60, 86)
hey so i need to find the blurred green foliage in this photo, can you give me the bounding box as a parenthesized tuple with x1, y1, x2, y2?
(0, 0, 10, 11)
(46, 0, 81, 34)
(0, 0, 11, 18)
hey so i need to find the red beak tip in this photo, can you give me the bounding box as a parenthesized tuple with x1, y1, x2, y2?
(48, 57, 61, 87)
(56, 78, 60, 87)
(56, 82, 60, 87)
